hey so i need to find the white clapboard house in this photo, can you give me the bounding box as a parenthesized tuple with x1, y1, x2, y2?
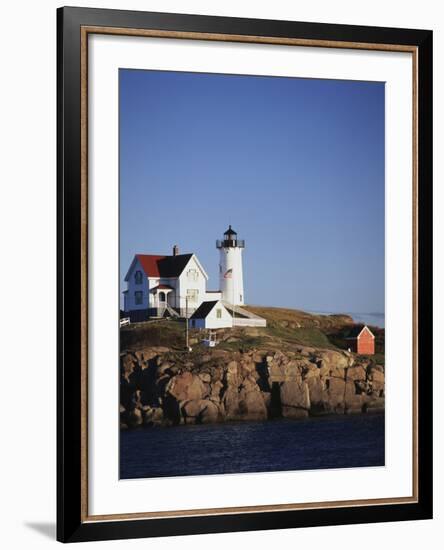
(123, 246, 221, 322)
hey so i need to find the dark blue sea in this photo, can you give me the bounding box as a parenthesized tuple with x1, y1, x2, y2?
(120, 414, 385, 479)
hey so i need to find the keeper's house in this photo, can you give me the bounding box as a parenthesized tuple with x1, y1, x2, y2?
(123, 246, 218, 322)
(344, 325, 375, 355)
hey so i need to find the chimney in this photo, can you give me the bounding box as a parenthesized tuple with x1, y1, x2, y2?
(173, 245, 179, 256)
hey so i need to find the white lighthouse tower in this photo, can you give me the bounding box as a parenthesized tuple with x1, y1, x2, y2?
(216, 225, 245, 305)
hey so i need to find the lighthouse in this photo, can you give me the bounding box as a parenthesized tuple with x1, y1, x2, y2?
(216, 225, 245, 305)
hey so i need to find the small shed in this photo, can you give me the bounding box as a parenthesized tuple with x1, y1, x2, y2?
(345, 325, 375, 355)
(188, 300, 233, 330)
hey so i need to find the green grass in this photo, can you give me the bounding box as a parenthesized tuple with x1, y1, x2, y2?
(244, 305, 354, 330)
(370, 352, 385, 366)
(264, 323, 336, 349)
(218, 336, 266, 352)
(120, 319, 187, 351)
(120, 306, 384, 358)
(291, 328, 335, 348)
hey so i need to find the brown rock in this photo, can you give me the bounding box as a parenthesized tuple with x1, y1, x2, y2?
(268, 359, 304, 383)
(210, 366, 223, 382)
(127, 407, 143, 427)
(318, 350, 349, 378)
(182, 399, 223, 424)
(252, 352, 265, 363)
(182, 399, 205, 419)
(369, 368, 385, 393)
(157, 362, 173, 376)
(121, 354, 136, 379)
(280, 378, 310, 418)
(325, 377, 346, 414)
(347, 365, 367, 381)
(238, 381, 268, 421)
(143, 406, 164, 426)
(306, 376, 324, 409)
(365, 397, 385, 413)
(302, 362, 320, 379)
(344, 379, 363, 413)
(227, 360, 238, 373)
(201, 382, 211, 398)
(262, 391, 271, 409)
(344, 351, 355, 367)
(226, 360, 241, 387)
(200, 401, 222, 423)
(210, 380, 224, 400)
(166, 371, 205, 402)
(240, 361, 255, 376)
(198, 372, 212, 383)
(134, 351, 146, 362)
(223, 387, 240, 420)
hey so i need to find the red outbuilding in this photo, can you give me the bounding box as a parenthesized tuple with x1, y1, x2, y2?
(345, 325, 375, 355)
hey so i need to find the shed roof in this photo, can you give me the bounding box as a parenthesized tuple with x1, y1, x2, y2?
(343, 324, 375, 339)
(189, 300, 220, 319)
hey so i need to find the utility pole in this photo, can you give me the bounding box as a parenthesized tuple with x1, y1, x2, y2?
(185, 295, 189, 350)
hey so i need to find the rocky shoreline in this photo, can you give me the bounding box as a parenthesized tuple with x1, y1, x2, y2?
(120, 345, 385, 429)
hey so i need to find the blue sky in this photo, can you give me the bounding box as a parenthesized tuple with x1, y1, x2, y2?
(120, 69, 385, 314)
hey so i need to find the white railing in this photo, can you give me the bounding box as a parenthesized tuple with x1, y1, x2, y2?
(232, 318, 267, 327)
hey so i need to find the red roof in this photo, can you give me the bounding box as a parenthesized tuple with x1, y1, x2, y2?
(136, 254, 165, 277)
(150, 284, 174, 291)
(133, 253, 193, 278)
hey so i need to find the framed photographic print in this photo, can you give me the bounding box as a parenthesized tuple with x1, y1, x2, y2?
(57, 6, 433, 543)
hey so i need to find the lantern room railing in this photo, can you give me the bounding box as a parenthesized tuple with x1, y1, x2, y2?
(216, 239, 245, 248)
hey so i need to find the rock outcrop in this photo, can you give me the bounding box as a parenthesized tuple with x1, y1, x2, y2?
(120, 345, 385, 429)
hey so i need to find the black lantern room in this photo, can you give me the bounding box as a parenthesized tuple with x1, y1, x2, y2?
(224, 225, 237, 238)
(216, 225, 245, 249)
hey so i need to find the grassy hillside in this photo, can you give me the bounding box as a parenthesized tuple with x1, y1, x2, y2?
(120, 306, 374, 353)
(120, 319, 186, 351)
(243, 305, 355, 351)
(244, 306, 354, 330)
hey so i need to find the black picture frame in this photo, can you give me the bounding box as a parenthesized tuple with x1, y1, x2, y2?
(57, 6, 433, 543)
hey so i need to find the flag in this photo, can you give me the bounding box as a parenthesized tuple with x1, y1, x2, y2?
(223, 268, 233, 279)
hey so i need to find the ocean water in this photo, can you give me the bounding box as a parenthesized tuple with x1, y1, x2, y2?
(120, 414, 385, 480)
(347, 312, 385, 328)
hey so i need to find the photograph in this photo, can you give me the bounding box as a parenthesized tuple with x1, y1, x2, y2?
(53, 5, 433, 542)
(118, 68, 386, 480)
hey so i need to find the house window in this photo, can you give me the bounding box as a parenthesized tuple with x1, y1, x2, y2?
(216, 309, 222, 319)
(135, 291, 143, 305)
(134, 270, 143, 284)
(187, 268, 198, 281)
(186, 289, 198, 303)
(191, 320, 196, 328)
(158, 291, 166, 302)
(240, 294, 243, 302)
